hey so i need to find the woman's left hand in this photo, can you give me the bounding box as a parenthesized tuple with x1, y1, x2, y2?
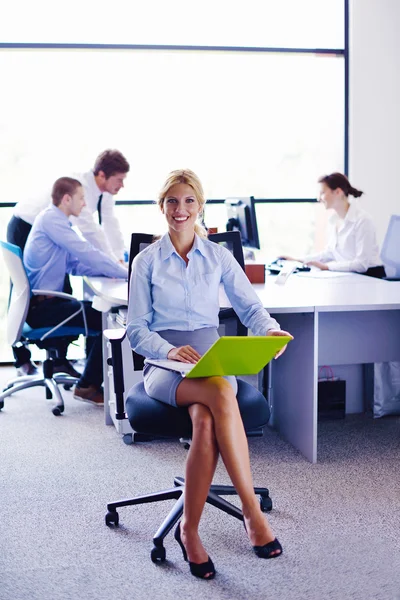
(266, 329, 294, 359)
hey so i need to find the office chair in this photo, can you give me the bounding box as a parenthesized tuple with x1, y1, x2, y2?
(0, 241, 97, 415)
(104, 329, 273, 564)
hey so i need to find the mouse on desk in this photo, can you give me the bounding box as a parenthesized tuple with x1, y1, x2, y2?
(267, 258, 311, 274)
(266, 258, 284, 274)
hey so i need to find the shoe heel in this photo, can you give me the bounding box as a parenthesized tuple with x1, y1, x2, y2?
(174, 523, 216, 579)
(174, 522, 188, 562)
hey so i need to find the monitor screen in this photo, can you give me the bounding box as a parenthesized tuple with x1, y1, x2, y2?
(381, 214, 400, 277)
(224, 197, 260, 249)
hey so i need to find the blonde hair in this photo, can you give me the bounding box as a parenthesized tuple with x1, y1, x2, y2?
(158, 169, 207, 238)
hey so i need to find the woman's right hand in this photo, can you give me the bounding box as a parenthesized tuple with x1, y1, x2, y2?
(167, 345, 201, 364)
(279, 255, 301, 262)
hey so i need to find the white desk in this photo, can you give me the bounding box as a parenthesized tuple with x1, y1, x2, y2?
(86, 274, 400, 462)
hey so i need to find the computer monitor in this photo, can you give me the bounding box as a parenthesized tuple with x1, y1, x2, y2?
(224, 196, 260, 249)
(380, 214, 400, 279)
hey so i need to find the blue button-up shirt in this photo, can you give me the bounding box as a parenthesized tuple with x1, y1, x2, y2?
(126, 233, 280, 358)
(24, 204, 128, 291)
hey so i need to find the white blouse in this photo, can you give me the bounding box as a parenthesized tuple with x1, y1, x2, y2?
(304, 203, 382, 272)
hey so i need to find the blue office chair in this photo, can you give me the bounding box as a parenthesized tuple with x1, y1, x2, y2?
(104, 329, 273, 564)
(0, 241, 96, 416)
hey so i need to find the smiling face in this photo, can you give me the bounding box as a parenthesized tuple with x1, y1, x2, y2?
(318, 182, 339, 210)
(161, 182, 201, 233)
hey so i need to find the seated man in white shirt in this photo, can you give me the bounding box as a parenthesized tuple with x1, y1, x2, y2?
(23, 177, 128, 406)
(7, 149, 130, 376)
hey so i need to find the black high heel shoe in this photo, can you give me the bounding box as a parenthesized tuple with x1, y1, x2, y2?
(243, 521, 283, 559)
(174, 522, 216, 580)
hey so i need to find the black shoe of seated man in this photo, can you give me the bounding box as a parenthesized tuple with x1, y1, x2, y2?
(73, 384, 104, 406)
(53, 359, 82, 379)
(17, 361, 39, 377)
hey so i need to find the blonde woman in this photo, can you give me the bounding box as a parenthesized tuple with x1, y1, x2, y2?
(126, 169, 292, 579)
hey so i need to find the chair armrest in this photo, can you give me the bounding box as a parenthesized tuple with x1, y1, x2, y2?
(103, 328, 126, 343)
(103, 328, 127, 419)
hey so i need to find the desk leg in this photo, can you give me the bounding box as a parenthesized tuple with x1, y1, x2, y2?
(270, 311, 318, 463)
(102, 312, 113, 426)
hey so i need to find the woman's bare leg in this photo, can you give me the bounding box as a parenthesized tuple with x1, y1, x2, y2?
(179, 403, 219, 573)
(176, 377, 279, 552)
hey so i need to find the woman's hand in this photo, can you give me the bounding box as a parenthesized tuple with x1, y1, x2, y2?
(266, 329, 294, 359)
(305, 260, 328, 270)
(279, 255, 301, 262)
(167, 345, 202, 364)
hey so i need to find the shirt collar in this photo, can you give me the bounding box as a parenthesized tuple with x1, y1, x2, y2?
(50, 203, 72, 225)
(159, 232, 207, 261)
(89, 170, 103, 197)
(344, 202, 359, 223)
(329, 201, 359, 225)
(192, 233, 208, 257)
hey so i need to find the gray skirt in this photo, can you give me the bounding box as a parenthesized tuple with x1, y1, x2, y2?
(143, 328, 238, 407)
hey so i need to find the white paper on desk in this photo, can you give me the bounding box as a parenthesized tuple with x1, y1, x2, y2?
(296, 270, 350, 279)
(91, 295, 114, 312)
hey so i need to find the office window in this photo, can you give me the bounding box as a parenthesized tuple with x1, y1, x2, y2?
(0, 48, 344, 203)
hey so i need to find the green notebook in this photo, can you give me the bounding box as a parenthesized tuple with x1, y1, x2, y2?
(145, 335, 292, 378)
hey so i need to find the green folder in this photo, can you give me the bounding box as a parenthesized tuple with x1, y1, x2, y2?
(145, 335, 292, 378)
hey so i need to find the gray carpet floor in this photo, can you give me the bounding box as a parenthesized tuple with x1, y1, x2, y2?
(1, 366, 399, 600)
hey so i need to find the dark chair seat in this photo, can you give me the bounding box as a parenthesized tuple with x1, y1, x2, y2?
(126, 379, 270, 439)
(22, 323, 98, 341)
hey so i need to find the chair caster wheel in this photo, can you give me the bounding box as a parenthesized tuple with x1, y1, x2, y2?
(151, 545, 166, 563)
(123, 434, 133, 445)
(260, 495, 273, 512)
(52, 405, 64, 416)
(63, 384, 72, 391)
(105, 511, 119, 526)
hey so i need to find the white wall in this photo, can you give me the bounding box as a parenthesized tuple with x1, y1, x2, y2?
(350, 0, 400, 245)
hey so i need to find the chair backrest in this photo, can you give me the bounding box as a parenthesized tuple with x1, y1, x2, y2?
(0, 241, 31, 345)
(128, 230, 245, 279)
(208, 230, 245, 272)
(380, 214, 400, 278)
(128, 233, 160, 369)
(128, 233, 158, 296)
(208, 230, 247, 336)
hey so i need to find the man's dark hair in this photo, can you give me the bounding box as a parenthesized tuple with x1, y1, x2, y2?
(51, 177, 82, 206)
(93, 149, 130, 178)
